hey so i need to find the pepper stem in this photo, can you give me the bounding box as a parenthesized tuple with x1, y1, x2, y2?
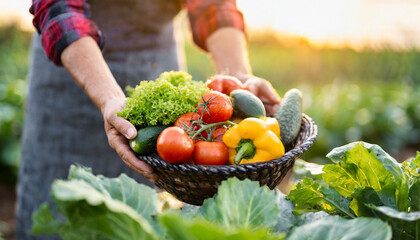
(234, 141, 256, 165)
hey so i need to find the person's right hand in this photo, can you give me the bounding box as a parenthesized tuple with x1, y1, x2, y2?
(102, 98, 157, 183)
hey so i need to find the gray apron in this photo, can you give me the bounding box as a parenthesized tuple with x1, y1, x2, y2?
(17, 1, 184, 239)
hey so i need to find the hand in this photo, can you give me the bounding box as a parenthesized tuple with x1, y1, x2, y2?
(102, 98, 157, 182)
(243, 76, 281, 116)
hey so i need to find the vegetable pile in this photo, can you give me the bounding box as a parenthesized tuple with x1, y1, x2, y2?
(31, 141, 420, 239)
(120, 71, 303, 166)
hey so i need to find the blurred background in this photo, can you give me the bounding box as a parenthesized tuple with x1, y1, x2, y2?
(1, 0, 420, 239)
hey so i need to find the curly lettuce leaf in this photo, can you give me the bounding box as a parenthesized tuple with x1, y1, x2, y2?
(117, 71, 208, 127)
(156, 71, 192, 86)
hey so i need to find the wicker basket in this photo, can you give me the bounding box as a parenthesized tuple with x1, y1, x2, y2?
(137, 114, 317, 205)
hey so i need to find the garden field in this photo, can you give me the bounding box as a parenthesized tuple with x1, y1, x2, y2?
(1, 23, 420, 239)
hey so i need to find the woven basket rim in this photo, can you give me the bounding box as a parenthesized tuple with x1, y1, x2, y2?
(137, 114, 317, 174)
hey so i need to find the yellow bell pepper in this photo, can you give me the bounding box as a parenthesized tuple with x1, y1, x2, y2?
(222, 117, 285, 165)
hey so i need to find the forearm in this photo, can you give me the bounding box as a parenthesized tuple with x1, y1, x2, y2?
(61, 36, 125, 114)
(206, 27, 252, 82)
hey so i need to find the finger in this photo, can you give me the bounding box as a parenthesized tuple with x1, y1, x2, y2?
(108, 114, 137, 139)
(259, 96, 277, 116)
(111, 135, 157, 182)
(261, 82, 281, 104)
(265, 104, 278, 116)
(243, 81, 258, 96)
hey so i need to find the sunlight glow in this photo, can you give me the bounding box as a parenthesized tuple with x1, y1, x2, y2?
(237, 0, 420, 49)
(1, 0, 420, 49)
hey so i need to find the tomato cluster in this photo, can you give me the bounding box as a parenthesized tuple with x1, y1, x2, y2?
(157, 89, 234, 165)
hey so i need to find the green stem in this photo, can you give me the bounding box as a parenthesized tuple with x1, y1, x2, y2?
(233, 142, 255, 165)
(189, 120, 236, 139)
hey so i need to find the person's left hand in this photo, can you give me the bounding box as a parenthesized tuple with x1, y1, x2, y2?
(102, 98, 157, 183)
(242, 76, 281, 116)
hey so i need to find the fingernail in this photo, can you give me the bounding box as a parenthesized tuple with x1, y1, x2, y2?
(127, 128, 136, 138)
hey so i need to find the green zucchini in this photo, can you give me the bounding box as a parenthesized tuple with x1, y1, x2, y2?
(274, 88, 302, 150)
(230, 89, 266, 118)
(129, 125, 170, 155)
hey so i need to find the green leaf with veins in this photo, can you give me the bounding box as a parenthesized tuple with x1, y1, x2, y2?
(326, 141, 403, 182)
(31, 180, 158, 240)
(287, 216, 392, 240)
(67, 165, 160, 222)
(199, 178, 279, 230)
(322, 142, 395, 197)
(287, 177, 354, 218)
(159, 212, 284, 240)
(367, 204, 420, 240)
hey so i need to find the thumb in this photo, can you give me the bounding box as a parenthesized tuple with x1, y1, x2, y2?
(108, 114, 137, 139)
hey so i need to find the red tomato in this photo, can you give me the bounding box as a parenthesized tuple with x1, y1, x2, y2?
(174, 112, 208, 138)
(157, 127, 194, 164)
(193, 141, 229, 165)
(197, 91, 233, 123)
(206, 75, 245, 95)
(212, 126, 227, 142)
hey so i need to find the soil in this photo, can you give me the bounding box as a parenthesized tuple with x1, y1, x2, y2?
(0, 183, 16, 240)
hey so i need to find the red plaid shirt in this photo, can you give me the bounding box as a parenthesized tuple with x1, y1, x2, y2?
(30, 0, 245, 65)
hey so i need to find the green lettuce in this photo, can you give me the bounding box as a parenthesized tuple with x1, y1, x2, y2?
(31, 180, 158, 239)
(289, 142, 420, 240)
(367, 205, 420, 240)
(32, 164, 394, 240)
(117, 71, 208, 127)
(160, 212, 285, 240)
(287, 216, 392, 240)
(287, 177, 354, 218)
(199, 178, 280, 230)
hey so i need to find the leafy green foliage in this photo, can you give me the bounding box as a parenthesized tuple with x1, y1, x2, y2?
(301, 82, 420, 162)
(67, 165, 161, 223)
(117, 71, 208, 127)
(33, 165, 393, 240)
(287, 177, 354, 217)
(199, 178, 279, 229)
(0, 23, 30, 184)
(326, 142, 403, 179)
(323, 143, 396, 194)
(367, 205, 420, 240)
(287, 216, 392, 240)
(31, 180, 158, 239)
(159, 212, 285, 240)
(289, 142, 420, 240)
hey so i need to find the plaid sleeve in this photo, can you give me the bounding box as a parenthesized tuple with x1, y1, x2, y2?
(30, 0, 104, 65)
(186, 0, 245, 51)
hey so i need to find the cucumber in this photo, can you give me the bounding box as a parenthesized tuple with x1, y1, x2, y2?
(129, 125, 170, 155)
(230, 89, 266, 118)
(274, 89, 302, 150)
